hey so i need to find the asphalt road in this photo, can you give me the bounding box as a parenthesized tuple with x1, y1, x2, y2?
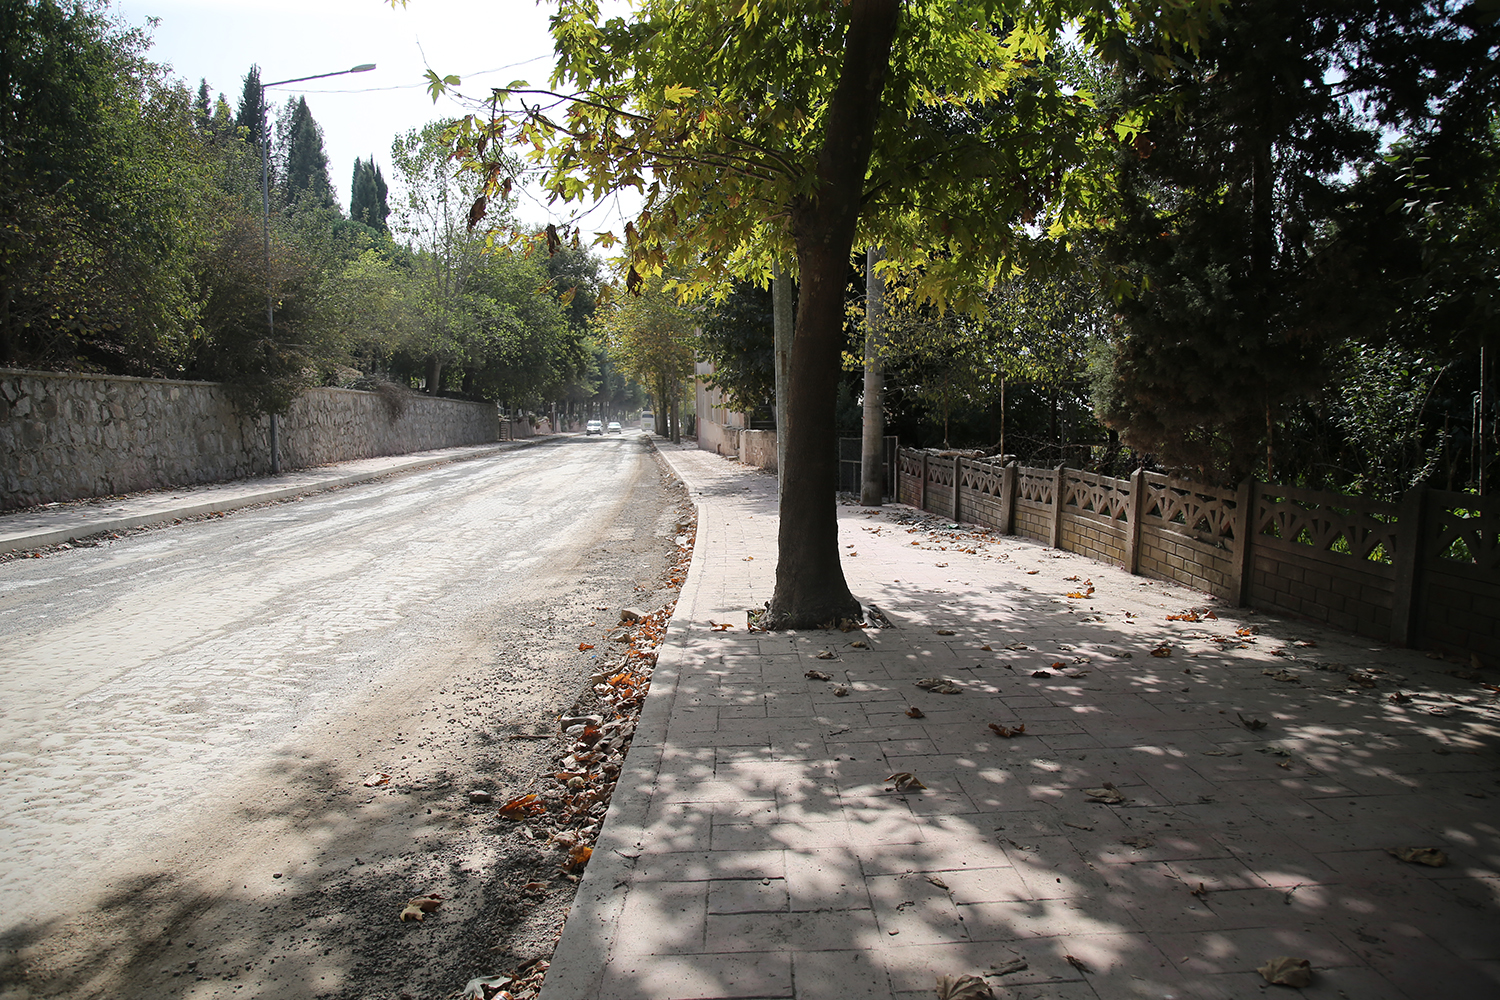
(0, 432, 687, 999)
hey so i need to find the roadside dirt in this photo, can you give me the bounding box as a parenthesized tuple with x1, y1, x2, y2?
(0, 443, 696, 1000)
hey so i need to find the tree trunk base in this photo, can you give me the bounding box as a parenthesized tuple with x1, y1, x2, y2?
(759, 592, 864, 632)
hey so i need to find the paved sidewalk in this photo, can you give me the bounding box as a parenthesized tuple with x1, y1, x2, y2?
(0, 440, 533, 552)
(544, 443, 1500, 1000)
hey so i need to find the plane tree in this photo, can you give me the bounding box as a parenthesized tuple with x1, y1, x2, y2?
(421, 0, 1218, 627)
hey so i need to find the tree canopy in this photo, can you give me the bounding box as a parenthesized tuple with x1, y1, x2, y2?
(433, 0, 1219, 625)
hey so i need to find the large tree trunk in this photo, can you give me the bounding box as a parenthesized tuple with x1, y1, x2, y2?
(764, 0, 899, 630)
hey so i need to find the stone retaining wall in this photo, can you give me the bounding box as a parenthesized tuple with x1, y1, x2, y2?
(1, 370, 497, 510)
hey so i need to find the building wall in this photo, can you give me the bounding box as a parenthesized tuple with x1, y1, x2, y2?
(1, 369, 496, 510)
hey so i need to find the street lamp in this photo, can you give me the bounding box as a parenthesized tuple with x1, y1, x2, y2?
(259, 62, 376, 474)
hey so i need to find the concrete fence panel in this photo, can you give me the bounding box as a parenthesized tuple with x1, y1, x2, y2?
(894, 447, 1500, 661)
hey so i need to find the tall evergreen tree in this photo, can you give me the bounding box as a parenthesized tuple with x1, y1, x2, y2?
(281, 96, 334, 210)
(349, 156, 390, 231)
(234, 64, 264, 150)
(194, 78, 211, 132)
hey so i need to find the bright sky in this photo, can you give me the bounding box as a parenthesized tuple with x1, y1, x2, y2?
(110, 0, 640, 233)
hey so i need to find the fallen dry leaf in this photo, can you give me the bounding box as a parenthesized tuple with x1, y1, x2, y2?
(934, 973, 992, 999)
(1191, 882, 1209, 900)
(1120, 836, 1155, 849)
(816, 649, 837, 660)
(1257, 956, 1312, 988)
(1263, 669, 1300, 683)
(988, 722, 1026, 738)
(833, 685, 850, 697)
(1389, 846, 1448, 867)
(1237, 712, 1268, 731)
(400, 894, 443, 922)
(498, 793, 545, 820)
(936, 628, 957, 636)
(1082, 783, 1126, 804)
(916, 677, 962, 694)
(562, 844, 593, 872)
(805, 669, 833, 681)
(850, 640, 869, 648)
(980, 644, 993, 652)
(1026, 570, 1039, 575)
(1065, 954, 1091, 974)
(990, 959, 1027, 975)
(577, 643, 595, 651)
(1389, 691, 1412, 704)
(709, 622, 733, 631)
(886, 771, 928, 792)
(906, 706, 926, 718)
(1150, 644, 1172, 658)
(363, 772, 390, 787)
(1031, 670, 1053, 678)
(926, 874, 950, 889)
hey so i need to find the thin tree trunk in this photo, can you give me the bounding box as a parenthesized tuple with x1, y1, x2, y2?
(671, 377, 681, 445)
(765, 0, 899, 630)
(861, 245, 886, 505)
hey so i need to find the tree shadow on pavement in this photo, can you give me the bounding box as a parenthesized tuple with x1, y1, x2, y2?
(561, 521, 1500, 1000)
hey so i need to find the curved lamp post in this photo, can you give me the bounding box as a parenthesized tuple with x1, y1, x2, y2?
(259, 62, 375, 474)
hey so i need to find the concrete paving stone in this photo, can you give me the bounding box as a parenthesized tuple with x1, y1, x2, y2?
(1319, 846, 1498, 883)
(784, 847, 871, 911)
(1160, 857, 1269, 893)
(643, 798, 715, 834)
(928, 864, 1031, 905)
(633, 849, 787, 883)
(599, 951, 795, 1000)
(1153, 923, 1365, 978)
(614, 881, 710, 956)
(867, 871, 971, 946)
(1342, 931, 1500, 1000)
(707, 797, 779, 824)
(718, 817, 854, 854)
(881, 939, 1084, 993)
(705, 908, 881, 954)
(1434, 872, 1500, 910)
(708, 875, 790, 914)
(839, 808, 931, 849)
(719, 702, 770, 720)
(789, 950, 895, 1000)
(764, 691, 820, 719)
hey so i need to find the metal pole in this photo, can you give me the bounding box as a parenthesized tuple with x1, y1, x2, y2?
(860, 246, 886, 505)
(258, 64, 374, 476)
(259, 77, 281, 475)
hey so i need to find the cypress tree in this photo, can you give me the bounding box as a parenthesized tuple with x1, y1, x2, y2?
(281, 96, 334, 210)
(234, 65, 264, 150)
(194, 79, 211, 132)
(349, 156, 389, 230)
